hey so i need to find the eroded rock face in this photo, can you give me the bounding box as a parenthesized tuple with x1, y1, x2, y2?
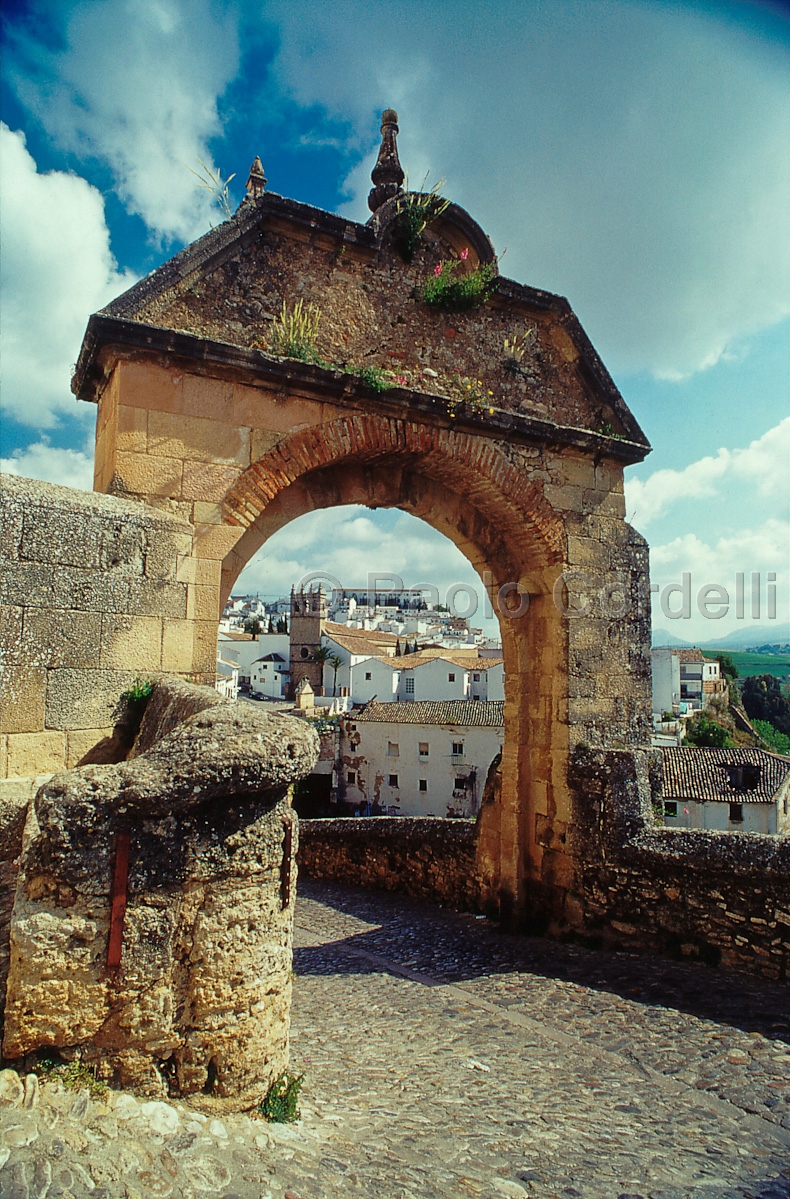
(2, 678, 318, 1111)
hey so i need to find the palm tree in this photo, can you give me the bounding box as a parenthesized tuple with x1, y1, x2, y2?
(327, 654, 343, 696)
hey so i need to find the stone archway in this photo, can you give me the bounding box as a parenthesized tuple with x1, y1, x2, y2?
(73, 116, 653, 929)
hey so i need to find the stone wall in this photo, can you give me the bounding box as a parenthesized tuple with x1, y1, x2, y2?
(298, 817, 482, 910)
(565, 748, 790, 981)
(298, 750, 790, 982)
(0, 473, 194, 778)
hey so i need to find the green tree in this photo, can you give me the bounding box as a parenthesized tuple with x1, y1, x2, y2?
(752, 718, 790, 755)
(713, 652, 738, 682)
(684, 712, 733, 747)
(742, 674, 790, 736)
(243, 616, 262, 636)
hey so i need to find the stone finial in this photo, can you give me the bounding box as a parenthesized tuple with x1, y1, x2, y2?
(246, 155, 267, 201)
(368, 108, 405, 213)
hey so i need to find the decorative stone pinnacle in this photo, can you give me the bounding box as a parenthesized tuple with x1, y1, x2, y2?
(368, 108, 405, 213)
(246, 155, 267, 201)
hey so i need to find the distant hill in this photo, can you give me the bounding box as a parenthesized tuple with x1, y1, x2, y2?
(651, 628, 692, 648)
(699, 623, 790, 651)
(651, 624, 789, 651)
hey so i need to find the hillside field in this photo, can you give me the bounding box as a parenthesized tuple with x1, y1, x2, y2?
(706, 650, 790, 679)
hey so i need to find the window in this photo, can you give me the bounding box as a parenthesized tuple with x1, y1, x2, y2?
(663, 801, 678, 818)
(347, 771, 356, 785)
(448, 673, 456, 682)
(388, 774, 399, 787)
(387, 742, 399, 757)
(452, 742, 464, 756)
(473, 673, 480, 682)
(419, 742, 429, 758)
(405, 677, 415, 694)
(419, 779, 428, 792)
(729, 802, 744, 824)
(454, 777, 467, 789)
(365, 672, 372, 681)
(300, 647, 310, 658)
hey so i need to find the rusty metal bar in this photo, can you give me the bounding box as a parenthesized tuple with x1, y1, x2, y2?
(107, 830, 131, 970)
(280, 817, 293, 910)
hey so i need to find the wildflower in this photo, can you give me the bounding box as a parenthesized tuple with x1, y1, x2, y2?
(434, 263, 443, 277)
(488, 407, 494, 414)
(460, 248, 469, 260)
(488, 390, 493, 396)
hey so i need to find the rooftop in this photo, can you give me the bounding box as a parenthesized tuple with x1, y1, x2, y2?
(663, 747, 790, 803)
(353, 700, 505, 727)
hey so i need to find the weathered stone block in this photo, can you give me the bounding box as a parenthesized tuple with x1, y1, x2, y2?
(116, 403, 148, 453)
(6, 731, 67, 777)
(66, 727, 116, 767)
(147, 410, 251, 467)
(161, 620, 194, 672)
(187, 584, 220, 623)
(100, 614, 163, 670)
(44, 669, 139, 731)
(251, 427, 286, 460)
(0, 605, 23, 664)
(112, 451, 183, 499)
(181, 372, 234, 419)
(0, 666, 46, 734)
(117, 360, 184, 413)
(181, 460, 241, 502)
(23, 609, 102, 669)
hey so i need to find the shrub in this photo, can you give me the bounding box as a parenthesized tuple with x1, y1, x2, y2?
(753, 718, 790, 755)
(422, 253, 497, 312)
(357, 365, 394, 393)
(391, 179, 449, 262)
(684, 713, 733, 747)
(36, 1056, 108, 1099)
(259, 1071, 304, 1123)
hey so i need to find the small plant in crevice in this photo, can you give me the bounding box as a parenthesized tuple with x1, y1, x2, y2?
(259, 1070, 304, 1123)
(264, 299, 323, 362)
(422, 249, 497, 312)
(502, 327, 535, 373)
(357, 365, 395, 393)
(35, 1054, 108, 1099)
(122, 678, 154, 706)
(596, 422, 627, 441)
(391, 177, 450, 263)
(445, 374, 496, 420)
(187, 157, 236, 221)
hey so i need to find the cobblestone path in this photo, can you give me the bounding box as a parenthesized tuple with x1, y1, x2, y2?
(2, 877, 789, 1198)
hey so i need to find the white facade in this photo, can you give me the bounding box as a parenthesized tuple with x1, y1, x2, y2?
(662, 796, 788, 834)
(250, 652, 290, 698)
(218, 633, 289, 687)
(652, 649, 724, 715)
(339, 702, 504, 818)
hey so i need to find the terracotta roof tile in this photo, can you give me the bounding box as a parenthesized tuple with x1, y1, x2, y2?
(353, 700, 505, 727)
(663, 747, 790, 803)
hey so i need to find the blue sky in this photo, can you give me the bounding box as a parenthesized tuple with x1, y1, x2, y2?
(1, 0, 788, 643)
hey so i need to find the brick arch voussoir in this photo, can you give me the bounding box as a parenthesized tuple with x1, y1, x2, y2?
(222, 414, 565, 565)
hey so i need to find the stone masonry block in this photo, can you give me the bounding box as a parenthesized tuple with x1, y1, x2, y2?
(251, 428, 287, 460)
(0, 665, 46, 734)
(0, 500, 23, 562)
(112, 451, 183, 500)
(187, 584, 220, 623)
(117, 359, 184, 413)
(181, 461, 242, 502)
(66, 727, 116, 767)
(116, 404, 148, 453)
(181, 373, 234, 419)
(100, 615, 163, 671)
(6, 731, 67, 778)
(125, 578, 188, 620)
(0, 736, 7, 778)
(193, 523, 244, 561)
(147, 410, 251, 467)
(143, 530, 194, 582)
(161, 620, 195, 672)
(22, 610, 102, 669)
(44, 669, 140, 731)
(0, 606, 23, 664)
(192, 501, 224, 526)
(192, 621, 220, 674)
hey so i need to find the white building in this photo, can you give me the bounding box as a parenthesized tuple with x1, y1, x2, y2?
(338, 700, 504, 818)
(661, 747, 790, 834)
(218, 632, 289, 689)
(652, 648, 726, 716)
(250, 651, 290, 699)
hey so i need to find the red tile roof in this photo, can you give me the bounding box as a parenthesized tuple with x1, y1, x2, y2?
(353, 700, 505, 727)
(663, 747, 790, 803)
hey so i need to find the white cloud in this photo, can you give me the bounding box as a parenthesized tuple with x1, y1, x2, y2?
(265, 0, 790, 379)
(0, 124, 136, 430)
(8, 0, 241, 243)
(625, 417, 790, 526)
(1, 437, 95, 490)
(648, 518, 789, 638)
(234, 505, 500, 632)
